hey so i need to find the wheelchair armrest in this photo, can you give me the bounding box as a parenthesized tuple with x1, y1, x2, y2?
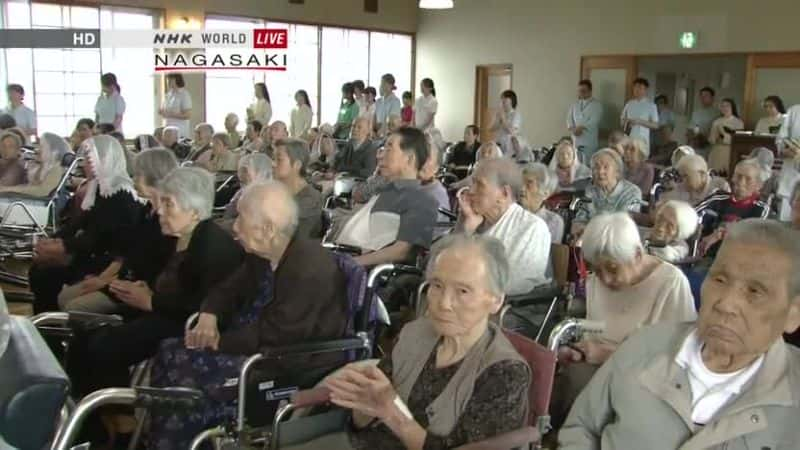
(260, 337, 370, 359)
(453, 426, 540, 450)
(67, 311, 123, 332)
(290, 387, 332, 409)
(321, 242, 363, 255)
(505, 284, 561, 307)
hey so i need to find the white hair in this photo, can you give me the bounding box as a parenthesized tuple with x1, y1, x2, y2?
(581, 213, 642, 265)
(591, 148, 624, 175)
(240, 180, 299, 237)
(676, 154, 708, 173)
(426, 233, 510, 297)
(163, 126, 179, 136)
(671, 145, 695, 166)
(658, 200, 699, 241)
(522, 162, 558, 196)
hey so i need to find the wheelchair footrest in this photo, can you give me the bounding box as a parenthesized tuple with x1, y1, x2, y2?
(133, 387, 205, 410)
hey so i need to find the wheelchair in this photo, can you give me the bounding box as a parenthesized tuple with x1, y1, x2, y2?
(45, 251, 385, 450)
(252, 304, 573, 449)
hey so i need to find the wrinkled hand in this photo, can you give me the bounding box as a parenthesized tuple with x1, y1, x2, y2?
(457, 188, 483, 233)
(557, 346, 584, 364)
(109, 280, 153, 311)
(77, 276, 110, 296)
(574, 340, 617, 365)
(699, 228, 725, 256)
(327, 364, 397, 420)
(185, 313, 220, 350)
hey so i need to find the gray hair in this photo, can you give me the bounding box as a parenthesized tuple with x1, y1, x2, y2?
(275, 138, 310, 176)
(747, 147, 775, 183)
(134, 149, 179, 187)
(195, 123, 214, 135)
(724, 219, 800, 298)
(159, 167, 215, 220)
(473, 157, 523, 200)
(658, 200, 699, 241)
(522, 162, 558, 196)
(211, 132, 231, 148)
(735, 158, 762, 179)
(240, 180, 299, 238)
(163, 126, 179, 137)
(591, 148, 625, 176)
(238, 153, 272, 181)
(582, 212, 643, 265)
(426, 233, 510, 297)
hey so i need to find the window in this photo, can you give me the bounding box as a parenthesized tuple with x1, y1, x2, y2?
(203, 15, 414, 131)
(0, 1, 159, 137)
(319, 27, 368, 125)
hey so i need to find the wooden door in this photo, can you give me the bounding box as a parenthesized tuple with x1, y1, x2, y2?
(743, 52, 800, 128)
(474, 64, 512, 143)
(580, 55, 638, 139)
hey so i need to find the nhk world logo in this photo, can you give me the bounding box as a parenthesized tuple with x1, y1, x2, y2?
(99, 29, 289, 72)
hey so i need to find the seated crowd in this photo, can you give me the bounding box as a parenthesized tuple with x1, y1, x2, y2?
(4, 74, 800, 450)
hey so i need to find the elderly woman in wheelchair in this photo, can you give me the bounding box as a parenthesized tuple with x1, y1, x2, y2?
(0, 132, 71, 197)
(646, 200, 699, 263)
(0, 130, 27, 186)
(28, 135, 145, 314)
(552, 213, 696, 426)
(57, 149, 179, 315)
(146, 181, 350, 448)
(63, 168, 243, 445)
(281, 233, 531, 450)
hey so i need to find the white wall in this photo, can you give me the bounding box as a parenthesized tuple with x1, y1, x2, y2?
(416, 0, 800, 145)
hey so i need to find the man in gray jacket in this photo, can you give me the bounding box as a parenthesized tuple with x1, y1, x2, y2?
(560, 218, 800, 450)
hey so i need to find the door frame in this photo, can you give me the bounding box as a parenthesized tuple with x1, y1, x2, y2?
(743, 51, 800, 128)
(474, 64, 513, 141)
(580, 55, 638, 103)
(580, 51, 800, 126)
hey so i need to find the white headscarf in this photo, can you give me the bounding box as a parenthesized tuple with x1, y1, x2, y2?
(670, 145, 695, 167)
(80, 135, 142, 211)
(549, 143, 590, 181)
(34, 132, 72, 184)
(475, 142, 503, 162)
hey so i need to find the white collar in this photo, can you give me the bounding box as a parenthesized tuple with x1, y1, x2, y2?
(675, 329, 764, 396)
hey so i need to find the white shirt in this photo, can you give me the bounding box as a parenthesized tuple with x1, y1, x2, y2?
(162, 88, 192, 138)
(3, 103, 36, 134)
(494, 109, 522, 156)
(482, 203, 550, 295)
(94, 91, 126, 131)
(290, 104, 313, 138)
(414, 94, 438, 132)
(776, 105, 800, 220)
(567, 97, 603, 157)
(249, 98, 272, 125)
(675, 329, 764, 425)
(621, 97, 659, 148)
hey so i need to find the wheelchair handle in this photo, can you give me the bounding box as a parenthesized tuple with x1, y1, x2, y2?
(30, 312, 69, 327)
(547, 318, 606, 352)
(53, 388, 137, 450)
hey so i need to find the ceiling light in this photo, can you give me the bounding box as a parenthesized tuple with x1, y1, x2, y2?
(419, 0, 454, 9)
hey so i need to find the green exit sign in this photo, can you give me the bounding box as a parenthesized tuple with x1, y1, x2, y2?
(680, 32, 697, 49)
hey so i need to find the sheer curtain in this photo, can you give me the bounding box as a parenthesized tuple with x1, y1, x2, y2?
(368, 32, 413, 97)
(265, 22, 319, 128)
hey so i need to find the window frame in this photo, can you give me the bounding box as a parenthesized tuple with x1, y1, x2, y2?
(203, 12, 416, 128)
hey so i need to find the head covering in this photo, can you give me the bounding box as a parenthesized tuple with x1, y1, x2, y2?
(80, 135, 142, 210)
(34, 132, 72, 184)
(475, 143, 503, 162)
(671, 145, 695, 167)
(549, 143, 590, 181)
(748, 147, 775, 183)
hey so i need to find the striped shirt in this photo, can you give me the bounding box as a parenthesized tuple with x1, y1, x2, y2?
(695, 192, 770, 237)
